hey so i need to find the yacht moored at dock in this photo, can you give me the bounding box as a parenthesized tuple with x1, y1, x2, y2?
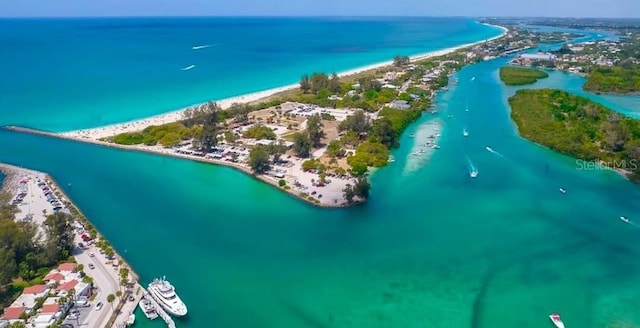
(148, 277, 188, 317)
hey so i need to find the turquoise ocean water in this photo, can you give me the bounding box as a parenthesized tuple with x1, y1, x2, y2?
(1, 18, 640, 327)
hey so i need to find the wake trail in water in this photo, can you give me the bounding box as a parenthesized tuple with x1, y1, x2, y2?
(181, 65, 196, 71)
(485, 146, 505, 158)
(466, 156, 478, 178)
(191, 44, 217, 50)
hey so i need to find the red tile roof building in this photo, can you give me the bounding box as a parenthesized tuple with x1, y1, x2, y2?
(57, 263, 76, 272)
(1, 307, 25, 320)
(22, 285, 47, 295)
(40, 303, 60, 314)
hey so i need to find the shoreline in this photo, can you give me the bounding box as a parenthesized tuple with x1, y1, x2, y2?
(3, 25, 509, 209)
(3, 125, 356, 209)
(58, 24, 508, 139)
(0, 161, 142, 328)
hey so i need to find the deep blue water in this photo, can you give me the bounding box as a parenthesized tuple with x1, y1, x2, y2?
(0, 17, 501, 132)
(1, 19, 640, 327)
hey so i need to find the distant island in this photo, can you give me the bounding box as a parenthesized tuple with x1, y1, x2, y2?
(509, 89, 640, 182)
(484, 17, 640, 94)
(499, 66, 549, 85)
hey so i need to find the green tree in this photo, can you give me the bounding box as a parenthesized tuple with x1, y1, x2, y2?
(326, 140, 346, 158)
(107, 294, 116, 310)
(194, 124, 218, 152)
(339, 110, 370, 134)
(329, 72, 341, 93)
(300, 75, 311, 94)
(371, 117, 398, 148)
(293, 132, 312, 158)
(393, 55, 411, 67)
(306, 114, 325, 147)
(248, 146, 271, 174)
(43, 212, 74, 263)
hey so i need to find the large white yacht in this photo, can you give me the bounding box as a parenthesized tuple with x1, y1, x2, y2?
(148, 277, 188, 317)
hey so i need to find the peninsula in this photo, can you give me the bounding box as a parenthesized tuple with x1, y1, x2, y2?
(508, 89, 640, 182)
(7, 25, 515, 208)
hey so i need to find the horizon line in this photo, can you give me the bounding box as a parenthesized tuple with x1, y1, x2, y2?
(1, 14, 639, 19)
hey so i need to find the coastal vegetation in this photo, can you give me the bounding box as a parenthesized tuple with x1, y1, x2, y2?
(101, 48, 474, 206)
(0, 192, 76, 307)
(584, 65, 640, 93)
(499, 66, 549, 85)
(509, 89, 640, 181)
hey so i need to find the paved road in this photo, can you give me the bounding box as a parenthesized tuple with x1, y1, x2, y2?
(72, 230, 122, 328)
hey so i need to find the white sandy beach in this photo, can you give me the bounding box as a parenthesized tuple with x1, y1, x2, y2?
(59, 25, 508, 141)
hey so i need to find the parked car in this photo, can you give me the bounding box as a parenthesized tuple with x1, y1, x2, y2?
(95, 302, 103, 311)
(88, 263, 95, 269)
(88, 252, 94, 257)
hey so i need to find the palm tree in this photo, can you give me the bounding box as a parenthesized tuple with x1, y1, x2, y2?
(107, 294, 116, 311)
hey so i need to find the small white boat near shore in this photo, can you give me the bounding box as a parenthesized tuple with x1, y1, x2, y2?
(549, 313, 565, 328)
(138, 298, 158, 320)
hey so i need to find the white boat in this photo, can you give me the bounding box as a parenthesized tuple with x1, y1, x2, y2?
(148, 277, 188, 317)
(549, 313, 565, 328)
(191, 44, 212, 50)
(620, 216, 630, 223)
(559, 188, 566, 194)
(181, 65, 196, 71)
(432, 144, 440, 149)
(467, 157, 478, 178)
(463, 129, 469, 137)
(387, 156, 395, 163)
(126, 314, 135, 326)
(486, 146, 493, 152)
(138, 298, 158, 320)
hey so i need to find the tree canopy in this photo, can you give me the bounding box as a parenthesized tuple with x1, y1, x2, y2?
(499, 66, 549, 86)
(509, 89, 640, 181)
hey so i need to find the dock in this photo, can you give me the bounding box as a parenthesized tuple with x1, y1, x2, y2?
(143, 291, 176, 328)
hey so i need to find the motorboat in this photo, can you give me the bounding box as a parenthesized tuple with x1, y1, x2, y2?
(463, 129, 469, 137)
(432, 144, 441, 149)
(387, 156, 395, 163)
(559, 188, 566, 194)
(470, 170, 478, 178)
(620, 216, 630, 223)
(126, 314, 135, 326)
(486, 146, 494, 152)
(138, 298, 158, 320)
(148, 277, 188, 317)
(549, 313, 565, 328)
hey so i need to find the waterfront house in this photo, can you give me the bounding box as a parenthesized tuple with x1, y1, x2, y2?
(388, 100, 411, 110)
(57, 263, 76, 273)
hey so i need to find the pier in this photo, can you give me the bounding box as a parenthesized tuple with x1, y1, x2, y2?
(143, 290, 176, 328)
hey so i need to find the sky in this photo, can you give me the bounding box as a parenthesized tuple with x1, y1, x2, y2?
(1, 0, 640, 18)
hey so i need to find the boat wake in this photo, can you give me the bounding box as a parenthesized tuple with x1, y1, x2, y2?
(181, 65, 196, 71)
(620, 216, 640, 228)
(191, 44, 216, 50)
(485, 146, 504, 158)
(466, 156, 478, 178)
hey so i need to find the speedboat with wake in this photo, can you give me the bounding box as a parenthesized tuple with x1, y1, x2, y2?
(463, 129, 469, 137)
(620, 216, 630, 223)
(559, 188, 566, 194)
(181, 65, 196, 71)
(486, 146, 493, 152)
(466, 157, 478, 178)
(549, 313, 565, 328)
(148, 277, 188, 317)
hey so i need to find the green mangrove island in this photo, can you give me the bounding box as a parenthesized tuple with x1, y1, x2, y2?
(509, 89, 640, 182)
(499, 66, 549, 86)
